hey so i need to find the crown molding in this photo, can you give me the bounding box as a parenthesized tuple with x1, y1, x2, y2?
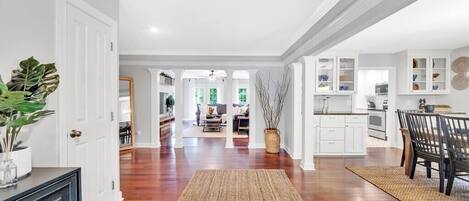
(120, 55, 285, 70)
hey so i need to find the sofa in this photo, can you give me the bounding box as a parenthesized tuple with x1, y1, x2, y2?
(196, 104, 249, 132)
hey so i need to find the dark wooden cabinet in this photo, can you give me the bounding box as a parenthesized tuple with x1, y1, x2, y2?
(0, 168, 81, 201)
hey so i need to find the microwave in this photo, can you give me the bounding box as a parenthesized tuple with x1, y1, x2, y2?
(375, 83, 388, 95)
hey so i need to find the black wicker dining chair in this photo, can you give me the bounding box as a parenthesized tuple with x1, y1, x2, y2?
(440, 115, 469, 195)
(406, 112, 447, 193)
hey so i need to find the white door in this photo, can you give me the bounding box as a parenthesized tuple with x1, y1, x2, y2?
(64, 3, 114, 201)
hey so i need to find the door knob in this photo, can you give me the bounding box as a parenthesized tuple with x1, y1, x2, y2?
(70, 130, 82, 138)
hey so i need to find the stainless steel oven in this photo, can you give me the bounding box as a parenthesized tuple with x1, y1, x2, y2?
(368, 110, 386, 140)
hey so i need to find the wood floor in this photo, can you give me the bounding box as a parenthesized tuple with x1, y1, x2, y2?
(120, 138, 402, 201)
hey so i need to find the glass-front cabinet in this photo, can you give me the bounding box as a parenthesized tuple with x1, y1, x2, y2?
(408, 54, 449, 94)
(431, 57, 448, 92)
(316, 58, 335, 94)
(337, 57, 356, 93)
(410, 57, 428, 92)
(315, 55, 357, 94)
(398, 50, 450, 95)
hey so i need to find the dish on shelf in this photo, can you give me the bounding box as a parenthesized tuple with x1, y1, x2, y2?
(413, 74, 418, 81)
(432, 73, 440, 81)
(433, 85, 439, 90)
(339, 86, 349, 91)
(318, 74, 329, 81)
(339, 75, 350, 81)
(413, 83, 420, 90)
(318, 83, 330, 91)
(413, 59, 417, 68)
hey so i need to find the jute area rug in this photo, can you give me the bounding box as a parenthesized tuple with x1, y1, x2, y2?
(347, 166, 469, 201)
(178, 169, 303, 201)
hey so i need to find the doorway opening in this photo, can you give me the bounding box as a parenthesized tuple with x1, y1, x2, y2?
(356, 69, 393, 148)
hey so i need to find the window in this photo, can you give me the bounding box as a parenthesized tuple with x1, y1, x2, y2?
(209, 88, 217, 104)
(238, 88, 247, 105)
(195, 88, 204, 104)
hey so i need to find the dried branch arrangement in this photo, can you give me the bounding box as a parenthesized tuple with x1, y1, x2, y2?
(255, 70, 290, 129)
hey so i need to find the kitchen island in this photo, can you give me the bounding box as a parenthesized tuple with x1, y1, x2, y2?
(313, 112, 368, 156)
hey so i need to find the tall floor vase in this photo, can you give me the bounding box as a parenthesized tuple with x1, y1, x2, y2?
(264, 128, 280, 154)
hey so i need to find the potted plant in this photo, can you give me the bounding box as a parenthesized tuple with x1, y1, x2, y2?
(255, 71, 290, 154)
(165, 95, 175, 116)
(0, 57, 59, 186)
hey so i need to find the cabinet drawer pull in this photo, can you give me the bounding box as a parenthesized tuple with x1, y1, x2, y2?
(328, 142, 335, 144)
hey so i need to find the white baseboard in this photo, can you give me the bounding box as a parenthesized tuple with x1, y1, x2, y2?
(299, 160, 315, 171)
(114, 190, 123, 201)
(253, 143, 265, 149)
(283, 145, 302, 160)
(134, 143, 160, 148)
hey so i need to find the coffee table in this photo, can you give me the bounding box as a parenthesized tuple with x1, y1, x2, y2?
(203, 118, 222, 132)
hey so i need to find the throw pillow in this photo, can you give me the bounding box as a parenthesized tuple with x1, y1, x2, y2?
(233, 106, 240, 115)
(239, 106, 248, 114)
(208, 106, 218, 115)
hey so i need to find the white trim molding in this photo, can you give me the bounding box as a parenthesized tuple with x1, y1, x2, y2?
(148, 68, 161, 148)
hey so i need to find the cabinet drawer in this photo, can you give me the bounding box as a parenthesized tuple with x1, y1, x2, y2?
(320, 116, 345, 127)
(346, 115, 366, 123)
(320, 128, 345, 140)
(320, 140, 345, 153)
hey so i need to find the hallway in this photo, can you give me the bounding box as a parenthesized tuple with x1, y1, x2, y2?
(120, 138, 402, 201)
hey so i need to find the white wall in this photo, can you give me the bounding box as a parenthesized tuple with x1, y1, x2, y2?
(85, 0, 119, 20)
(0, 0, 118, 166)
(0, 0, 58, 166)
(254, 68, 287, 147)
(440, 45, 469, 114)
(119, 68, 152, 145)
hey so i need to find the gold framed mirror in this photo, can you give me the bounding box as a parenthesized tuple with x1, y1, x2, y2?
(119, 76, 135, 151)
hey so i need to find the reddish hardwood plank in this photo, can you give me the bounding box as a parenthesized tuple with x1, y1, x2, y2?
(120, 138, 399, 201)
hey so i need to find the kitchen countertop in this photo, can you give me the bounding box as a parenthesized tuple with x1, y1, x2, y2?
(314, 112, 369, 115)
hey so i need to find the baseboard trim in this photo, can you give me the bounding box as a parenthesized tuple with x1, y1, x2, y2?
(283, 145, 301, 160)
(114, 190, 123, 201)
(134, 143, 160, 148)
(299, 160, 315, 171)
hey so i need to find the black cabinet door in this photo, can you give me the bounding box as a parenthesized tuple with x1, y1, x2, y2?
(14, 173, 80, 201)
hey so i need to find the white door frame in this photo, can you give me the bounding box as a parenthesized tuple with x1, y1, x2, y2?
(357, 67, 398, 148)
(55, 0, 121, 200)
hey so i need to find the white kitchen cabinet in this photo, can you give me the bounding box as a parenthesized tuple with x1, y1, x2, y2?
(314, 114, 367, 156)
(345, 123, 366, 153)
(315, 53, 358, 95)
(396, 50, 451, 95)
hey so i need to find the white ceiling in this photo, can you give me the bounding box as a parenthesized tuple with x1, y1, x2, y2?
(119, 0, 326, 56)
(331, 0, 469, 53)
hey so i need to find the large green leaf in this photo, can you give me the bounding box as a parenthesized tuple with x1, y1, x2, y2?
(0, 80, 44, 113)
(8, 110, 54, 127)
(6, 57, 59, 102)
(7, 57, 46, 92)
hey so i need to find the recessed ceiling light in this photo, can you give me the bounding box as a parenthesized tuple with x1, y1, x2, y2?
(149, 26, 159, 33)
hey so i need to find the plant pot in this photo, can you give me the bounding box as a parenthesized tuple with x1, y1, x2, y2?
(0, 147, 31, 178)
(264, 128, 280, 154)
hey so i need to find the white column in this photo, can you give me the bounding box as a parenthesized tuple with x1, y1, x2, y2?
(224, 70, 234, 148)
(289, 63, 303, 159)
(300, 56, 315, 170)
(248, 70, 257, 149)
(148, 68, 161, 147)
(174, 69, 184, 148)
